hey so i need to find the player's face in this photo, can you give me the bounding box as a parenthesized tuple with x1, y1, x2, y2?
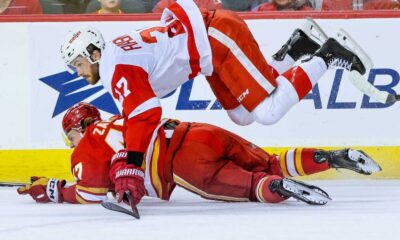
(71, 56, 100, 85)
(67, 129, 83, 148)
(99, 0, 120, 8)
(275, 0, 293, 7)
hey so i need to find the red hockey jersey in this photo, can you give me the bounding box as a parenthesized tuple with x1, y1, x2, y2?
(62, 117, 174, 203)
(62, 118, 125, 204)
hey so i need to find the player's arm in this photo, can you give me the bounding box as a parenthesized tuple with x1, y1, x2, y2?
(111, 64, 162, 167)
(63, 155, 111, 204)
(17, 168, 110, 204)
(110, 64, 159, 205)
(62, 183, 108, 204)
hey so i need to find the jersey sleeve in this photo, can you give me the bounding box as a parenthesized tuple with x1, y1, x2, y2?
(111, 64, 162, 152)
(62, 183, 108, 204)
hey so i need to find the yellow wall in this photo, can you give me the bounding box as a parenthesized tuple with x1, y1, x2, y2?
(0, 146, 399, 184)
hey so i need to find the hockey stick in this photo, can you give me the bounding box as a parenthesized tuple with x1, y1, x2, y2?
(0, 182, 26, 187)
(349, 71, 400, 104)
(101, 201, 140, 219)
(101, 193, 140, 219)
(336, 29, 400, 104)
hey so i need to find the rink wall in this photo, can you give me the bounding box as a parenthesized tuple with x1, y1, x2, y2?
(1, 11, 400, 183)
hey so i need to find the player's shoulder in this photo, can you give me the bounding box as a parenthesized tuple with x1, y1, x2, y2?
(88, 117, 124, 137)
(102, 39, 153, 70)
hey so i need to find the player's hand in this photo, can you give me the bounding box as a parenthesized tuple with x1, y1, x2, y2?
(114, 164, 145, 206)
(17, 177, 66, 203)
(110, 151, 146, 206)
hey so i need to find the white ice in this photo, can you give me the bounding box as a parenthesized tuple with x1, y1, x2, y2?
(0, 180, 399, 240)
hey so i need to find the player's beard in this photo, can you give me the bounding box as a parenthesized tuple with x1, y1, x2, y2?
(88, 63, 100, 84)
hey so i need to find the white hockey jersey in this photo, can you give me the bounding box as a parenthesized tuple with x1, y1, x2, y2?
(100, 0, 212, 98)
(99, 0, 213, 153)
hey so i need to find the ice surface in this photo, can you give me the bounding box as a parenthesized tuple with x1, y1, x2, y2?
(0, 180, 399, 240)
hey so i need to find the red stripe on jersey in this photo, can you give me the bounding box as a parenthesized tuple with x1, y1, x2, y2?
(168, 2, 201, 79)
(282, 66, 312, 100)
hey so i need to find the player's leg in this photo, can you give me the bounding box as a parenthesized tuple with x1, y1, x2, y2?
(207, 11, 328, 126)
(270, 18, 328, 75)
(206, 74, 254, 125)
(207, 10, 277, 114)
(277, 148, 382, 177)
(169, 122, 284, 203)
(251, 56, 327, 125)
(170, 123, 331, 205)
(172, 142, 330, 205)
(250, 33, 371, 125)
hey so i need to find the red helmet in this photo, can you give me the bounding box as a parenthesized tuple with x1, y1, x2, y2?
(62, 102, 101, 134)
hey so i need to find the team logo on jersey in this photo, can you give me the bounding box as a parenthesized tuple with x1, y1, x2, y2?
(39, 71, 120, 117)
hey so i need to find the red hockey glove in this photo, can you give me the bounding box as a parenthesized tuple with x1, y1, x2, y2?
(110, 151, 146, 206)
(17, 177, 66, 203)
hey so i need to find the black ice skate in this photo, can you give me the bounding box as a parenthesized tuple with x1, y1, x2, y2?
(312, 36, 370, 75)
(314, 149, 382, 175)
(273, 18, 328, 61)
(269, 178, 331, 205)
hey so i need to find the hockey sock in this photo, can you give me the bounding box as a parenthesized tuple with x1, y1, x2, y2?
(281, 56, 327, 100)
(269, 54, 296, 77)
(250, 57, 327, 125)
(279, 148, 330, 177)
(252, 174, 287, 203)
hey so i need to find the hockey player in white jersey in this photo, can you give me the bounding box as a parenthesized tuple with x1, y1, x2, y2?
(60, 0, 374, 207)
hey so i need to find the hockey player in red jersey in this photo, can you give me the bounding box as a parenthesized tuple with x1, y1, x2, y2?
(60, 0, 373, 207)
(17, 103, 118, 203)
(18, 103, 381, 205)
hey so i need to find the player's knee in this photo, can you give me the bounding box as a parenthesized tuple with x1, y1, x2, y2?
(251, 101, 285, 125)
(253, 112, 283, 125)
(227, 105, 254, 126)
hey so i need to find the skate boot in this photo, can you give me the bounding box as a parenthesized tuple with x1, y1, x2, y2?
(312, 37, 369, 75)
(273, 18, 328, 61)
(314, 149, 382, 175)
(269, 178, 331, 205)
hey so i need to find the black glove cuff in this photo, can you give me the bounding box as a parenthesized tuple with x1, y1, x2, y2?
(127, 151, 144, 167)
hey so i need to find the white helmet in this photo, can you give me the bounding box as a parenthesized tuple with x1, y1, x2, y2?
(61, 26, 105, 68)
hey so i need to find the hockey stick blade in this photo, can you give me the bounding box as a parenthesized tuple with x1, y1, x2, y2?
(349, 71, 389, 104)
(101, 201, 140, 219)
(385, 94, 400, 104)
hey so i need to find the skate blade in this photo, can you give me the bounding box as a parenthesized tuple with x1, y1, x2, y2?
(349, 150, 383, 174)
(301, 18, 329, 45)
(282, 179, 331, 205)
(349, 71, 389, 104)
(336, 29, 374, 71)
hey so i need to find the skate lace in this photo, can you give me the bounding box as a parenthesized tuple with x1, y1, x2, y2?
(328, 58, 352, 71)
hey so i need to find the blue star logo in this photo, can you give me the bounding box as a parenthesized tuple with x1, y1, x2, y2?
(39, 71, 120, 117)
